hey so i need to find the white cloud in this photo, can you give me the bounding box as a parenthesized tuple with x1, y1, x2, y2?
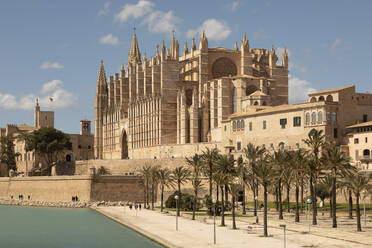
(99, 33, 119, 45)
(40, 61, 64, 70)
(114, 0, 154, 24)
(142, 10, 178, 34)
(98, 2, 111, 16)
(288, 75, 316, 103)
(0, 80, 77, 110)
(186, 19, 231, 42)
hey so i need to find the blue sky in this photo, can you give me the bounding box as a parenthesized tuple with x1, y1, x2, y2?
(0, 0, 371, 134)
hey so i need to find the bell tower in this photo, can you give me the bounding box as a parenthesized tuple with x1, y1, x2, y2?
(80, 120, 91, 136)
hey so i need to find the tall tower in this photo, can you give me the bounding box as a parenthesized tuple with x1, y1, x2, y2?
(94, 60, 108, 159)
(34, 98, 40, 128)
(80, 120, 91, 136)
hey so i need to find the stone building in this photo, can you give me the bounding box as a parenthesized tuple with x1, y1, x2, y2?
(346, 121, 372, 170)
(0, 100, 94, 176)
(94, 32, 372, 163)
(94, 32, 289, 160)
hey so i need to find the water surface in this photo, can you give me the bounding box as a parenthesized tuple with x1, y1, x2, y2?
(0, 205, 163, 248)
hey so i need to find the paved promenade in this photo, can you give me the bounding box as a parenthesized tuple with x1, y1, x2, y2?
(94, 206, 371, 248)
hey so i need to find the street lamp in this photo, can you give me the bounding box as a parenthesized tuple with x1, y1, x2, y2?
(306, 198, 312, 233)
(175, 195, 179, 231)
(362, 190, 366, 228)
(279, 224, 286, 248)
(212, 198, 217, 245)
(255, 196, 259, 224)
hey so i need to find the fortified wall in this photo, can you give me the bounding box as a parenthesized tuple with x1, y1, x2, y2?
(0, 174, 144, 203)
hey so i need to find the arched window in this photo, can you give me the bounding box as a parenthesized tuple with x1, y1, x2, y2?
(363, 149, 370, 156)
(233, 121, 236, 131)
(310, 97, 316, 103)
(326, 95, 333, 102)
(241, 120, 245, 130)
(66, 154, 72, 162)
(318, 96, 325, 101)
(305, 112, 310, 124)
(237, 120, 241, 130)
(253, 101, 259, 106)
(232, 87, 237, 113)
(318, 111, 323, 122)
(279, 142, 285, 149)
(312, 112, 316, 123)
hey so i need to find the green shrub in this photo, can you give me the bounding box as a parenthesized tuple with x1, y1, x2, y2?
(165, 191, 201, 211)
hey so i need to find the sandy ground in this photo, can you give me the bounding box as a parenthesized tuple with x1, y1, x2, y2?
(94, 206, 372, 248)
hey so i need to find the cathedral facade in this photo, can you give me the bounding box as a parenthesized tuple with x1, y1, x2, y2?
(94, 32, 289, 160)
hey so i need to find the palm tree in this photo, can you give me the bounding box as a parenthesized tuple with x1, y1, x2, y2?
(343, 170, 371, 231)
(322, 146, 351, 228)
(253, 153, 274, 237)
(201, 147, 220, 199)
(229, 183, 242, 229)
(282, 152, 294, 213)
(215, 154, 236, 226)
(319, 174, 333, 218)
(138, 164, 152, 208)
(171, 166, 191, 216)
(243, 143, 266, 217)
(272, 150, 286, 219)
(290, 149, 308, 222)
(157, 168, 174, 212)
(150, 165, 160, 210)
(236, 155, 247, 214)
(186, 154, 204, 220)
(303, 129, 326, 225)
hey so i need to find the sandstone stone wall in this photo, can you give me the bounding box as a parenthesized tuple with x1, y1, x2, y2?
(0, 175, 145, 203)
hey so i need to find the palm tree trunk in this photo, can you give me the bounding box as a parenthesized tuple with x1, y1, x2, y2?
(146, 180, 149, 208)
(300, 180, 304, 213)
(242, 186, 246, 214)
(287, 185, 290, 213)
(253, 181, 257, 216)
(161, 185, 164, 212)
(332, 174, 337, 228)
(151, 183, 155, 210)
(263, 183, 268, 237)
(348, 190, 353, 219)
(279, 179, 283, 219)
(220, 185, 225, 226)
(295, 185, 300, 222)
(356, 193, 361, 232)
(329, 197, 332, 218)
(216, 184, 219, 201)
(225, 185, 229, 206)
(232, 195, 237, 229)
(192, 190, 197, 220)
(275, 187, 279, 211)
(177, 181, 181, 217)
(310, 176, 317, 225)
(209, 162, 213, 197)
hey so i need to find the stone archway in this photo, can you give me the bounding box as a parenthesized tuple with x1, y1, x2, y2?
(121, 130, 128, 159)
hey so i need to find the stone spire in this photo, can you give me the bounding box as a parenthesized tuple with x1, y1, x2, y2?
(270, 44, 275, 55)
(282, 47, 288, 68)
(199, 31, 208, 51)
(155, 44, 159, 57)
(161, 40, 166, 60)
(234, 41, 238, 51)
(128, 33, 141, 64)
(97, 59, 107, 87)
(191, 38, 196, 51)
(241, 32, 249, 51)
(183, 41, 188, 56)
